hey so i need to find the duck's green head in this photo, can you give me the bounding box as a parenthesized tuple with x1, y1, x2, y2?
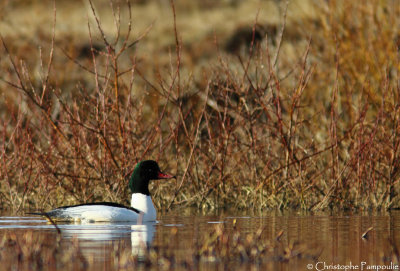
(129, 160, 175, 195)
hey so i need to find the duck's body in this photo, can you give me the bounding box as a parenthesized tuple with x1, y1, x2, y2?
(31, 160, 173, 223)
(42, 202, 142, 223)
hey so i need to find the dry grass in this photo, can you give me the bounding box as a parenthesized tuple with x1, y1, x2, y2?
(0, 0, 399, 213)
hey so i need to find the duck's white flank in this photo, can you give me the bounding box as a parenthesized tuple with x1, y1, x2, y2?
(55, 205, 141, 223)
(45, 194, 157, 223)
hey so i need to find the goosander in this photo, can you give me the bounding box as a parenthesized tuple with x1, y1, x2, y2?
(30, 160, 174, 222)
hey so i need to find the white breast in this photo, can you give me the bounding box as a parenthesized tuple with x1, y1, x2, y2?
(131, 193, 157, 222)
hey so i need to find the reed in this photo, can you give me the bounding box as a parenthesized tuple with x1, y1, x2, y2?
(0, 0, 399, 212)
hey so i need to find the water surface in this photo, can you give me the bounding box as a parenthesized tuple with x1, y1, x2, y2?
(0, 211, 399, 270)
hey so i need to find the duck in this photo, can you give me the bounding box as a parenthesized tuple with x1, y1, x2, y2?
(30, 160, 175, 223)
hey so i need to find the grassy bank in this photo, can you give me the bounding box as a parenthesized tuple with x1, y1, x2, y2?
(0, 0, 399, 213)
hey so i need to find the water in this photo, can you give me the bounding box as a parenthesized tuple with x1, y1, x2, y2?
(0, 211, 399, 270)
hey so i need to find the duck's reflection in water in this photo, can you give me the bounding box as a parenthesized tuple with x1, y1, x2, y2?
(55, 221, 156, 259)
(131, 223, 156, 258)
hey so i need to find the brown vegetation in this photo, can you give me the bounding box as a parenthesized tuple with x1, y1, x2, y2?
(0, 0, 399, 213)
